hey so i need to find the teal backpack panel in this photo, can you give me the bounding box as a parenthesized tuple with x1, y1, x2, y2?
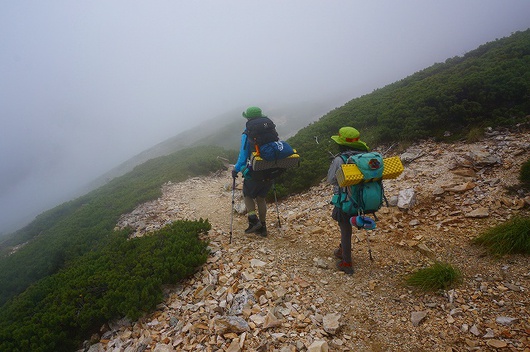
(331, 152, 385, 215)
(347, 152, 384, 180)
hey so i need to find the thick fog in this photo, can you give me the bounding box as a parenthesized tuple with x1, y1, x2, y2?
(1, 1, 529, 234)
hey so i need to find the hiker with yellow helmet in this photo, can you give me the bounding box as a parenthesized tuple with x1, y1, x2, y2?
(327, 127, 370, 275)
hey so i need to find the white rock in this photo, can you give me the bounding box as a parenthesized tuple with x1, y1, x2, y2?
(250, 314, 266, 325)
(323, 313, 341, 335)
(264, 311, 282, 329)
(465, 207, 489, 218)
(398, 188, 416, 209)
(214, 316, 250, 334)
(483, 328, 495, 338)
(409, 219, 420, 226)
(495, 316, 518, 325)
(411, 311, 427, 326)
(469, 324, 480, 336)
(153, 344, 172, 352)
(308, 340, 329, 352)
(250, 259, 267, 267)
(401, 151, 423, 163)
(226, 339, 241, 352)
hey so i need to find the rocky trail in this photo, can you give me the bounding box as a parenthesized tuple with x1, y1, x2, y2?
(89, 130, 530, 352)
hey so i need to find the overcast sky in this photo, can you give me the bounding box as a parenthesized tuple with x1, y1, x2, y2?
(1, 1, 529, 234)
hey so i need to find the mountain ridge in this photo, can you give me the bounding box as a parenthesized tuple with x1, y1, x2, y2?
(84, 98, 343, 193)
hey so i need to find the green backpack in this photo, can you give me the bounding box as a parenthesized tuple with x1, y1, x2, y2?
(331, 152, 385, 215)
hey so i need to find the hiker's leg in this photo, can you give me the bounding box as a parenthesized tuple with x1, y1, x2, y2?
(338, 217, 353, 264)
(331, 207, 354, 274)
(256, 196, 267, 224)
(242, 179, 254, 214)
(244, 196, 256, 215)
(243, 189, 263, 233)
(332, 208, 346, 259)
(254, 196, 268, 236)
(243, 195, 261, 233)
(242, 179, 271, 235)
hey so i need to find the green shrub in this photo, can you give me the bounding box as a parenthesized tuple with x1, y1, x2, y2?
(279, 29, 530, 198)
(520, 158, 530, 189)
(466, 126, 485, 142)
(405, 261, 462, 291)
(0, 220, 210, 352)
(0, 145, 228, 308)
(473, 216, 530, 256)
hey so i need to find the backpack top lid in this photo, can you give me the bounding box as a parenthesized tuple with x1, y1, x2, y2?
(343, 152, 384, 180)
(245, 116, 278, 146)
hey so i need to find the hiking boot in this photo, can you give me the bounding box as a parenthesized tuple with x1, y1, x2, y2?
(333, 245, 343, 259)
(244, 215, 262, 234)
(336, 260, 354, 275)
(256, 225, 267, 237)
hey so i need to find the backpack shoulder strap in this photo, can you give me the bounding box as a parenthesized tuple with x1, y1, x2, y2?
(339, 153, 349, 164)
(337, 153, 353, 197)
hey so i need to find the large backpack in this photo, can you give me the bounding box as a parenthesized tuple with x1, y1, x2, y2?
(245, 116, 279, 150)
(243, 116, 299, 181)
(331, 152, 385, 215)
(245, 116, 295, 161)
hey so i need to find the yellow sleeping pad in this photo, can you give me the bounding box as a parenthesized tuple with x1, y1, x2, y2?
(382, 156, 405, 180)
(250, 151, 300, 171)
(336, 156, 404, 187)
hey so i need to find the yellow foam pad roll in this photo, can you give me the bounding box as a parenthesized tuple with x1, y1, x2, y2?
(251, 151, 300, 171)
(336, 156, 404, 187)
(382, 156, 404, 180)
(336, 164, 364, 187)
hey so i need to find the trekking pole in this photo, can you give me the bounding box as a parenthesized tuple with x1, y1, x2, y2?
(366, 230, 374, 261)
(229, 176, 236, 244)
(314, 135, 336, 159)
(272, 181, 282, 233)
(381, 143, 397, 156)
(355, 213, 375, 261)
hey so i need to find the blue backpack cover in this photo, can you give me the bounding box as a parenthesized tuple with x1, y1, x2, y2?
(259, 141, 295, 161)
(331, 152, 385, 215)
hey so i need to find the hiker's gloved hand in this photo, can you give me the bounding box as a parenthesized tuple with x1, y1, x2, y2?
(231, 169, 238, 178)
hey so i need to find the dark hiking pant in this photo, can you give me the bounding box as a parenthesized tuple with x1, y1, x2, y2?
(332, 207, 353, 263)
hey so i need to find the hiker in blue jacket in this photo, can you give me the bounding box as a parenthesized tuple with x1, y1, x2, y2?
(232, 106, 276, 237)
(327, 126, 370, 275)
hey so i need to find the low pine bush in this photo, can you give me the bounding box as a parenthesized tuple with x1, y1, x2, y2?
(520, 158, 530, 189)
(406, 261, 462, 291)
(473, 216, 530, 256)
(0, 220, 210, 352)
(466, 126, 485, 143)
